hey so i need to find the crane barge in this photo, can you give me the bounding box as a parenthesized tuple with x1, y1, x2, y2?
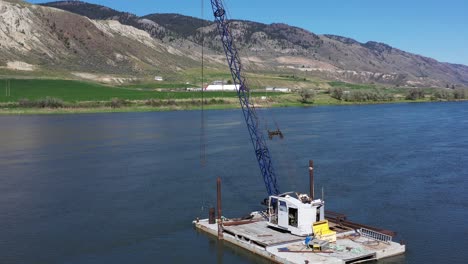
(210, 0, 327, 237)
(194, 1, 406, 262)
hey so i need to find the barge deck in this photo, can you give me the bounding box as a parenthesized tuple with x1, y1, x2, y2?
(194, 216, 405, 264)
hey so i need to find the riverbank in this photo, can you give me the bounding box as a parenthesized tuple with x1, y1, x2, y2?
(0, 104, 238, 115)
(1, 97, 460, 115)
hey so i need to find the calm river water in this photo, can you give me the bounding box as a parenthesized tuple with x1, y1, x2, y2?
(1, 102, 467, 264)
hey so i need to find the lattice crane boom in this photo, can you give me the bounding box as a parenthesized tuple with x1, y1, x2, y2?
(210, 0, 280, 196)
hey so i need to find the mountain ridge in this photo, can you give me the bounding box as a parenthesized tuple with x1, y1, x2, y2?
(1, 0, 466, 87)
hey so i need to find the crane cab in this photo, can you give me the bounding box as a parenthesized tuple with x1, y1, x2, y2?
(267, 192, 325, 236)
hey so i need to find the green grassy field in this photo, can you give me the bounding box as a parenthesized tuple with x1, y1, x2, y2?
(0, 79, 280, 103)
(121, 82, 192, 89)
(328, 81, 378, 90)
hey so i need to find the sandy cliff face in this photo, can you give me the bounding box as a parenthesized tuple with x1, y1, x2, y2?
(0, 0, 203, 76)
(0, 1, 60, 62)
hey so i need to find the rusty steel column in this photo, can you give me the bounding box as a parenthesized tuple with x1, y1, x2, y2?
(309, 160, 314, 200)
(209, 208, 215, 224)
(217, 177, 223, 240)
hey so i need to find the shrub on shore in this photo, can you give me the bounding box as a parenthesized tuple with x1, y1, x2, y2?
(145, 99, 163, 107)
(406, 88, 425, 100)
(431, 88, 468, 101)
(330, 87, 394, 102)
(145, 98, 226, 107)
(454, 89, 468, 99)
(18, 97, 65, 108)
(298, 88, 316, 103)
(108, 98, 130, 108)
(330, 87, 344, 100)
(342, 90, 394, 102)
(432, 89, 454, 100)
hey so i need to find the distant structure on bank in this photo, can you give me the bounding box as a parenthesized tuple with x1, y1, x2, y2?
(266, 87, 291, 93)
(205, 84, 240, 91)
(154, 76, 163, 81)
(205, 80, 238, 91)
(187, 83, 292, 92)
(187, 80, 239, 91)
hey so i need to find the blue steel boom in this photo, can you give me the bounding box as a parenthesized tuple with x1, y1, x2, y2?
(210, 0, 280, 196)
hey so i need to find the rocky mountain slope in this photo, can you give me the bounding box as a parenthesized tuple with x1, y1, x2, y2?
(141, 14, 468, 87)
(1, 0, 467, 87)
(0, 0, 212, 82)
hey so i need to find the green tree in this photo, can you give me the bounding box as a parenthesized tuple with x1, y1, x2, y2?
(406, 88, 425, 100)
(330, 87, 344, 100)
(454, 89, 467, 99)
(298, 88, 316, 103)
(433, 89, 453, 100)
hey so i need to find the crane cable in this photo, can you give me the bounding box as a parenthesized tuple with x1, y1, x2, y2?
(200, 0, 207, 167)
(199, 0, 215, 215)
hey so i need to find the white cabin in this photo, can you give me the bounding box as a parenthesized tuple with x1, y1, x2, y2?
(268, 192, 325, 236)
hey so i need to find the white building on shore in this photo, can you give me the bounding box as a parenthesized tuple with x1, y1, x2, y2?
(186, 85, 239, 91)
(205, 84, 240, 91)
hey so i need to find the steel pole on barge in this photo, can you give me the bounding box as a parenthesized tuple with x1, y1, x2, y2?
(217, 177, 223, 240)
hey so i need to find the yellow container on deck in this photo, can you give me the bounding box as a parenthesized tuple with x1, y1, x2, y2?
(312, 220, 337, 242)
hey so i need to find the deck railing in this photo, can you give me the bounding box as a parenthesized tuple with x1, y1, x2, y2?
(360, 228, 393, 243)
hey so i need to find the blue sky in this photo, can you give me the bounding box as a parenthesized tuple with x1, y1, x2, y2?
(28, 0, 468, 65)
